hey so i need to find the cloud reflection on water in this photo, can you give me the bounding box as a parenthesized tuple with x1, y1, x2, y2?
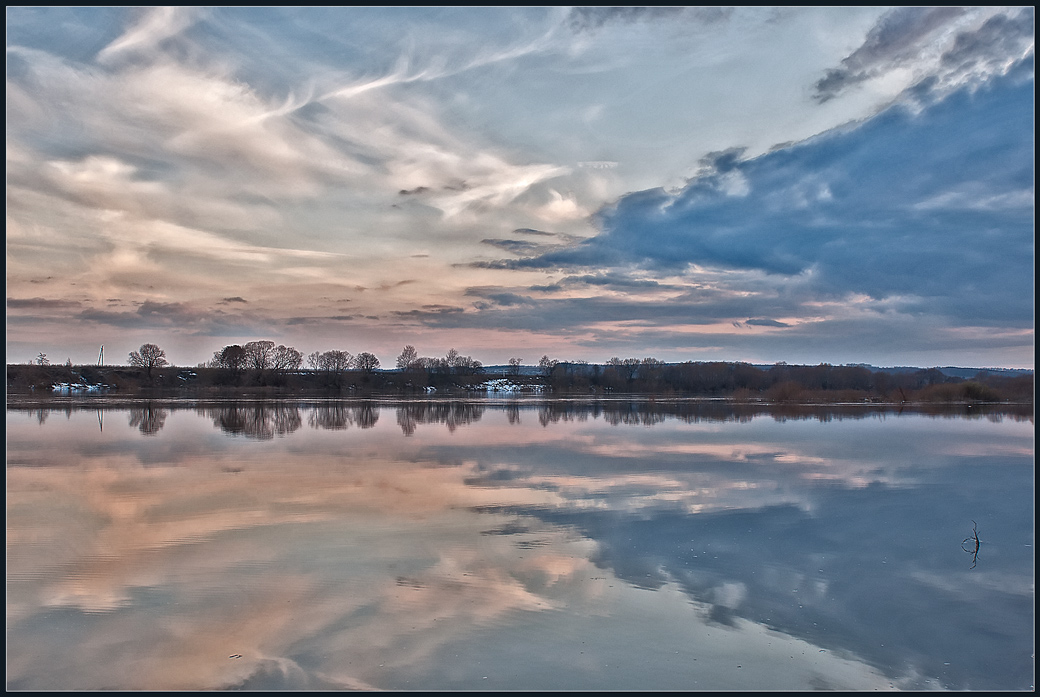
(6, 401, 1033, 690)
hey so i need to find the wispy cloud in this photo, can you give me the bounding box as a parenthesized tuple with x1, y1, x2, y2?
(97, 6, 202, 63)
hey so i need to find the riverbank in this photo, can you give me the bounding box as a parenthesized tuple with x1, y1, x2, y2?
(7, 362, 1034, 407)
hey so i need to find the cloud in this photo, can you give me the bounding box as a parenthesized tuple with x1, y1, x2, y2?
(744, 318, 790, 328)
(97, 7, 202, 63)
(481, 239, 548, 255)
(285, 315, 358, 325)
(938, 9, 1036, 86)
(76, 300, 208, 330)
(391, 306, 466, 319)
(492, 68, 1034, 328)
(5, 49, 358, 208)
(813, 7, 1034, 103)
(396, 287, 798, 336)
(531, 272, 663, 291)
(5, 8, 1033, 368)
(465, 290, 534, 309)
(565, 7, 728, 34)
(813, 7, 965, 102)
(399, 186, 431, 196)
(7, 297, 83, 310)
(513, 228, 557, 237)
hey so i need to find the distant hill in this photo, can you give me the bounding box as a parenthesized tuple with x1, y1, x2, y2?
(842, 365, 1034, 379)
(481, 363, 1034, 378)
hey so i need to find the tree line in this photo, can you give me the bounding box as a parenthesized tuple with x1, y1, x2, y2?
(13, 341, 1033, 404)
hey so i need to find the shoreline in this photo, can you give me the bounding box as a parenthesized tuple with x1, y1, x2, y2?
(6, 391, 1034, 417)
(7, 362, 1034, 410)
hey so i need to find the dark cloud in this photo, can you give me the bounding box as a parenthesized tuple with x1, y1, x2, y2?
(7, 297, 83, 310)
(135, 301, 198, 322)
(512, 228, 556, 237)
(399, 181, 470, 196)
(566, 7, 728, 34)
(851, 7, 965, 64)
(398, 186, 430, 196)
(607, 315, 1034, 362)
(479, 229, 584, 257)
(402, 291, 790, 334)
(490, 72, 1033, 328)
(814, 8, 1035, 105)
(67, 300, 271, 338)
(465, 290, 534, 309)
(284, 315, 358, 325)
(531, 272, 663, 292)
(697, 147, 747, 174)
(566, 7, 684, 33)
(940, 8, 1035, 74)
(221, 296, 248, 303)
(75, 301, 200, 329)
(401, 275, 1031, 365)
(391, 306, 465, 319)
(814, 7, 966, 102)
(481, 239, 547, 255)
(377, 280, 416, 291)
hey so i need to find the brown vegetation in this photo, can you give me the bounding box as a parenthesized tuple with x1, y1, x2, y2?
(6, 358, 1033, 405)
(6, 341, 1034, 404)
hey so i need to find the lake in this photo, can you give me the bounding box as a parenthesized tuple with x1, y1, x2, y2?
(6, 399, 1034, 690)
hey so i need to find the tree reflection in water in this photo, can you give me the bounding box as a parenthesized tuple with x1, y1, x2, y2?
(202, 404, 303, 440)
(308, 403, 379, 431)
(396, 402, 485, 435)
(128, 404, 168, 435)
(11, 399, 1034, 441)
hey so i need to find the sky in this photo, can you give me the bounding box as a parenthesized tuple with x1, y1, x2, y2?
(6, 7, 1035, 369)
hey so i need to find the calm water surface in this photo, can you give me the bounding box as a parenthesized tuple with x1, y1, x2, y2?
(6, 400, 1034, 690)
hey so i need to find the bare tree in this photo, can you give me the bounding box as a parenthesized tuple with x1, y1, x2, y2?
(445, 348, 462, 373)
(35, 352, 49, 366)
(507, 357, 522, 376)
(640, 357, 665, 377)
(272, 344, 303, 371)
(461, 357, 483, 375)
(538, 355, 558, 378)
(243, 340, 276, 370)
(354, 352, 380, 373)
(322, 350, 353, 373)
(129, 343, 169, 376)
(622, 358, 641, 380)
(396, 345, 418, 370)
(415, 356, 445, 375)
(607, 356, 641, 381)
(213, 345, 247, 371)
